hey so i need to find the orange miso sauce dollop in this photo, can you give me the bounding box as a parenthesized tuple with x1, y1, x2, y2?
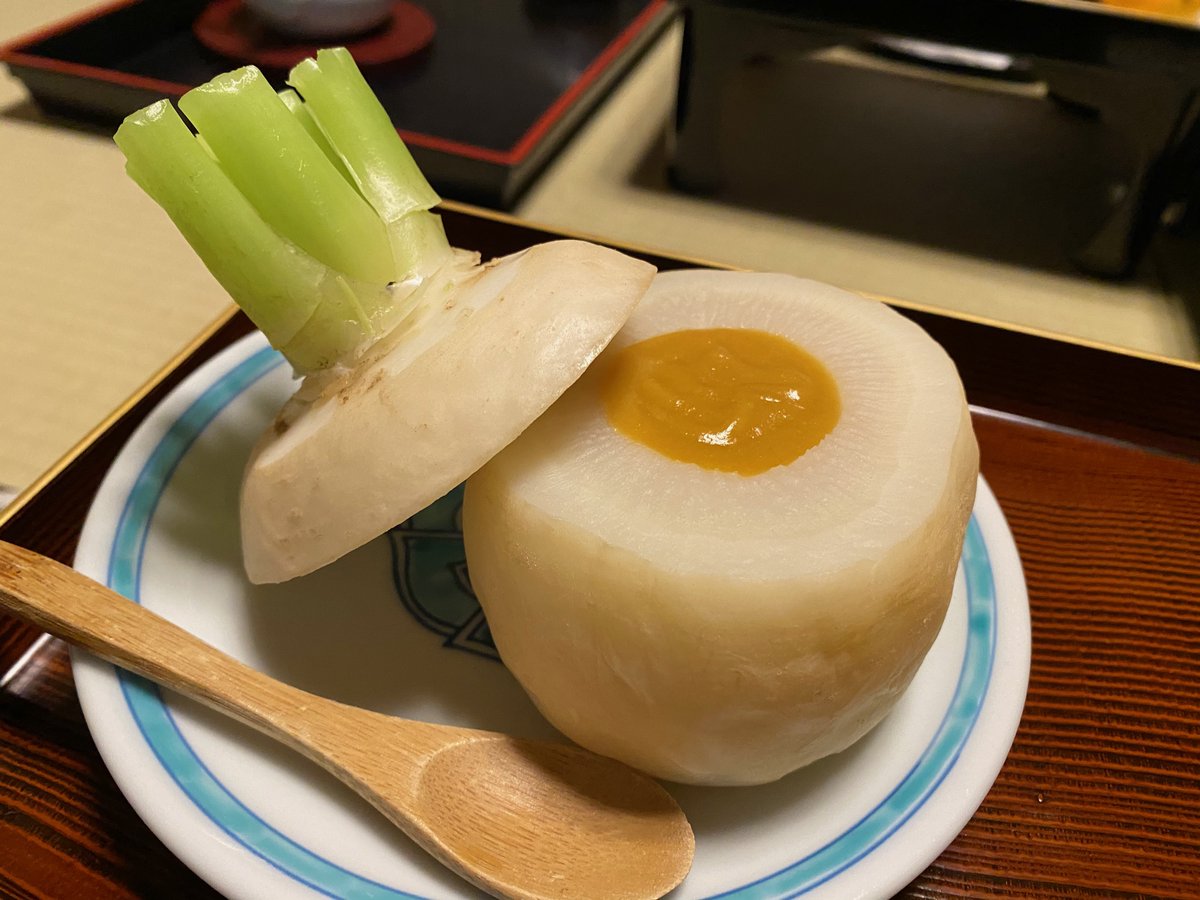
(600, 328, 841, 476)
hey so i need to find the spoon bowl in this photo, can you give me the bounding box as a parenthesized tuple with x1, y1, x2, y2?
(414, 738, 692, 899)
(0, 540, 694, 899)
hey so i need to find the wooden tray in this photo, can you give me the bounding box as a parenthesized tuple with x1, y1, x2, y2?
(1, 205, 1197, 898)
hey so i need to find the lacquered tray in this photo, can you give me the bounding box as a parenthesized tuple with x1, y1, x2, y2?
(1, 204, 1198, 898)
(0, 0, 673, 207)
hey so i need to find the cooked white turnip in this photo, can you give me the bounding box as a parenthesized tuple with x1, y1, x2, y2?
(463, 270, 980, 785)
(115, 49, 653, 583)
(118, 48, 980, 789)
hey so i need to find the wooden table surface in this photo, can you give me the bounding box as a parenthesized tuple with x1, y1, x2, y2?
(0, 210, 1198, 899)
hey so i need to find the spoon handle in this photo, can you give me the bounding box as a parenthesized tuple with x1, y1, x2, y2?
(0, 541, 696, 900)
(0, 540, 350, 754)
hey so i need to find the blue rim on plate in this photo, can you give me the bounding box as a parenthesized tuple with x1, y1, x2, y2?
(103, 345, 997, 900)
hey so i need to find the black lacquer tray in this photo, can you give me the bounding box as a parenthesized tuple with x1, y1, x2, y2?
(1, 0, 673, 207)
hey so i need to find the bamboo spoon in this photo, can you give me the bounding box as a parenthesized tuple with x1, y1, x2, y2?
(0, 541, 694, 899)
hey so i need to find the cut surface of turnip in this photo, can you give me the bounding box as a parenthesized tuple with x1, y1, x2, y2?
(463, 270, 980, 786)
(242, 239, 652, 583)
(114, 48, 653, 583)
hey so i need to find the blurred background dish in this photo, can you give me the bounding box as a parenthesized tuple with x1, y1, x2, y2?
(192, 0, 437, 71)
(241, 0, 393, 38)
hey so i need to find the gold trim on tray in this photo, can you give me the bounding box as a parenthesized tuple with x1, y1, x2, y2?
(3, 209, 1197, 534)
(857, 292, 1200, 373)
(442, 200, 1200, 374)
(1027, 0, 1200, 31)
(0, 304, 240, 533)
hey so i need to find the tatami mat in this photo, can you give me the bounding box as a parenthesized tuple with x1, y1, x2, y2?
(1, 2, 1196, 503)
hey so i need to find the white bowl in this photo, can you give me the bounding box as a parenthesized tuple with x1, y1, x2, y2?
(243, 0, 393, 39)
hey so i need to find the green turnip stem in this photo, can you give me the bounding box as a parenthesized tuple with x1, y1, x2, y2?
(288, 48, 449, 281)
(116, 100, 363, 355)
(288, 48, 439, 222)
(113, 50, 451, 373)
(179, 66, 392, 284)
(278, 87, 356, 188)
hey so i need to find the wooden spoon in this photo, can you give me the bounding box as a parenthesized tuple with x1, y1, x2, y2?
(0, 541, 694, 899)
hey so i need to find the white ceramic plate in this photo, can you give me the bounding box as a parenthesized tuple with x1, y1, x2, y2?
(72, 332, 1030, 900)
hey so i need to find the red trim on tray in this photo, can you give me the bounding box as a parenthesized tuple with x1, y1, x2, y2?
(0, 0, 669, 168)
(398, 129, 513, 166)
(507, 0, 667, 165)
(1, 52, 193, 97)
(0, 0, 141, 56)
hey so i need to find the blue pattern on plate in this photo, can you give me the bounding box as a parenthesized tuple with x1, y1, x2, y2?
(105, 344, 996, 899)
(386, 485, 498, 661)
